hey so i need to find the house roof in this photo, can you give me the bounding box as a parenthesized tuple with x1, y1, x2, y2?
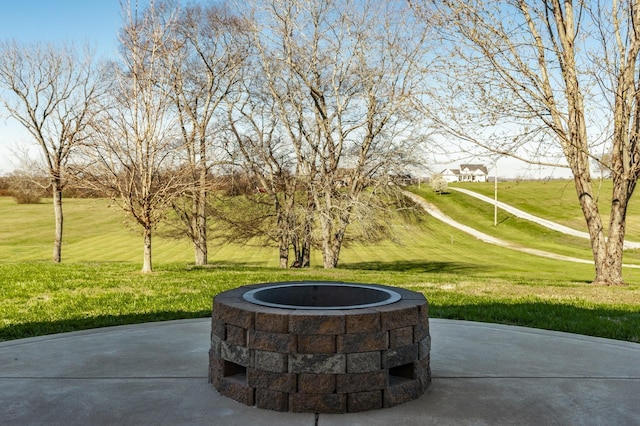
(441, 164, 489, 176)
(460, 164, 488, 174)
(441, 168, 459, 175)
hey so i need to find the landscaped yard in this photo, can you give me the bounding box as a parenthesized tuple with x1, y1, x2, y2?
(1, 187, 639, 343)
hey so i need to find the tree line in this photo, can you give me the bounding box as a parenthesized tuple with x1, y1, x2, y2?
(1, 0, 640, 285)
(0, 0, 428, 273)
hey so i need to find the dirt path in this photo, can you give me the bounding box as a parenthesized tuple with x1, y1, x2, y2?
(402, 190, 640, 268)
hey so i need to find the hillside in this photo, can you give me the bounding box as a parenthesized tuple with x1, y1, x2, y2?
(1, 181, 640, 279)
(2, 189, 640, 343)
(450, 180, 640, 241)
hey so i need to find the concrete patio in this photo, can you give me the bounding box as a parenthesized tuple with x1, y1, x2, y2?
(1, 318, 638, 425)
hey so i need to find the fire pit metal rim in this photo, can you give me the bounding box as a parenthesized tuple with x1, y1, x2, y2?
(242, 281, 402, 310)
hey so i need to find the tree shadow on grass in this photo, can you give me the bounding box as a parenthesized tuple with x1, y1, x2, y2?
(3, 302, 638, 343)
(0, 310, 211, 342)
(430, 301, 640, 342)
(342, 260, 492, 274)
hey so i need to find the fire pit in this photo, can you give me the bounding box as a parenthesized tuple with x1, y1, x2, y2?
(209, 281, 430, 413)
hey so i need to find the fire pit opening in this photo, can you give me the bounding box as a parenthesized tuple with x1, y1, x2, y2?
(209, 281, 430, 413)
(243, 282, 402, 309)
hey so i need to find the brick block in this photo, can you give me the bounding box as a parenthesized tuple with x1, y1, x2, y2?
(290, 393, 346, 414)
(256, 388, 289, 412)
(226, 325, 247, 346)
(211, 299, 222, 320)
(418, 335, 431, 360)
(255, 350, 288, 373)
(215, 300, 255, 329)
(415, 356, 431, 392)
(379, 304, 419, 331)
(345, 311, 380, 333)
(249, 329, 296, 353)
(209, 357, 224, 387)
(211, 318, 226, 340)
(289, 353, 346, 374)
(297, 334, 336, 354)
(413, 317, 429, 342)
(336, 371, 386, 393)
(382, 343, 418, 369)
(418, 300, 429, 319)
(383, 379, 422, 408)
(337, 331, 388, 353)
(221, 340, 251, 367)
(217, 376, 255, 406)
(389, 326, 414, 348)
(210, 334, 222, 359)
(289, 312, 345, 335)
(348, 390, 383, 413)
(346, 351, 381, 373)
(255, 311, 288, 333)
(247, 368, 296, 393)
(297, 373, 336, 393)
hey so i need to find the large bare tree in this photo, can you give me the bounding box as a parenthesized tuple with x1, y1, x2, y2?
(417, 0, 640, 285)
(78, 1, 185, 273)
(225, 68, 311, 268)
(247, 0, 432, 268)
(0, 41, 100, 262)
(163, 2, 248, 266)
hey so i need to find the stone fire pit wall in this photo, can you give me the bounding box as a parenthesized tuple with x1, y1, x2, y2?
(209, 281, 431, 413)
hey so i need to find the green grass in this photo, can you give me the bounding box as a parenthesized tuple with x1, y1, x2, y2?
(454, 179, 640, 241)
(1, 193, 639, 343)
(409, 186, 640, 265)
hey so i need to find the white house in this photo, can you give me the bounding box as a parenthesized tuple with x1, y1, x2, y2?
(440, 168, 460, 183)
(440, 164, 488, 183)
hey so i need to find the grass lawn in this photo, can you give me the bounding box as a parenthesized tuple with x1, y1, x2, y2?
(1, 193, 639, 343)
(453, 179, 640, 241)
(409, 185, 640, 265)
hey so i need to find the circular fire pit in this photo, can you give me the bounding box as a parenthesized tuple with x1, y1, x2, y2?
(243, 282, 402, 309)
(209, 281, 430, 413)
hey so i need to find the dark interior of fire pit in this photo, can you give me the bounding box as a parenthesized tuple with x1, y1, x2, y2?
(242, 282, 401, 309)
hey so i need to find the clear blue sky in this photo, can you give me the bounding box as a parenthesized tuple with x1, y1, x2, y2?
(0, 1, 129, 173)
(0, 0, 122, 58)
(0, 1, 571, 179)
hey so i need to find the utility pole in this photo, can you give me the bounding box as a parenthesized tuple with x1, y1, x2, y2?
(494, 161, 498, 226)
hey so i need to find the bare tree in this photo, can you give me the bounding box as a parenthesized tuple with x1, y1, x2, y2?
(0, 41, 100, 262)
(78, 1, 185, 273)
(417, 0, 640, 285)
(163, 2, 249, 266)
(247, 0, 432, 268)
(225, 69, 311, 268)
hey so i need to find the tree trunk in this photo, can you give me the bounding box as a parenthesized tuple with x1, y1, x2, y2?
(142, 227, 153, 273)
(301, 222, 311, 268)
(291, 209, 312, 268)
(52, 182, 63, 263)
(572, 174, 609, 283)
(322, 237, 341, 269)
(598, 176, 634, 285)
(194, 179, 208, 266)
(279, 241, 289, 268)
(321, 220, 344, 269)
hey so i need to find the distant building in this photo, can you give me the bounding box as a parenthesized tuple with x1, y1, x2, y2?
(441, 164, 488, 183)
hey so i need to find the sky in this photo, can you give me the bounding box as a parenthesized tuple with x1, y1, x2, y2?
(0, 1, 573, 179)
(0, 1, 124, 174)
(0, 1, 121, 57)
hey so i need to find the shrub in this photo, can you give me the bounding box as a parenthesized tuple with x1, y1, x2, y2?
(0, 175, 11, 196)
(7, 172, 46, 204)
(430, 174, 448, 194)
